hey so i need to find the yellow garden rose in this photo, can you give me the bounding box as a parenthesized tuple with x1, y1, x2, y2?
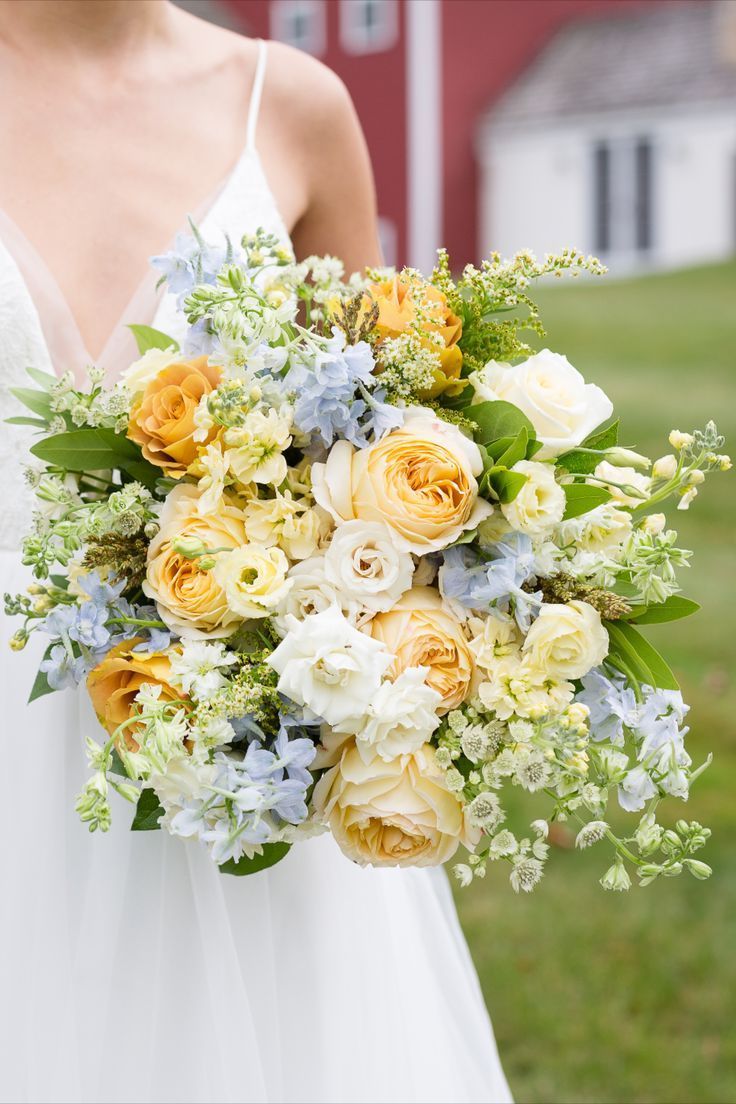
(367, 586, 474, 713)
(87, 640, 183, 751)
(312, 741, 477, 867)
(143, 483, 247, 638)
(312, 409, 492, 554)
(365, 273, 463, 399)
(127, 355, 221, 475)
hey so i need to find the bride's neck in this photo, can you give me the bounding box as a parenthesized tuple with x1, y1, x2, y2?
(0, 0, 173, 57)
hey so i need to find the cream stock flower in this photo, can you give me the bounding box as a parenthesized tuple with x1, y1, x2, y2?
(556, 502, 632, 553)
(522, 600, 608, 680)
(143, 484, 247, 638)
(501, 460, 565, 536)
(244, 493, 332, 560)
(468, 614, 521, 671)
(312, 742, 477, 867)
(212, 545, 292, 619)
(324, 520, 415, 613)
(476, 655, 574, 721)
(470, 350, 613, 458)
(593, 461, 651, 508)
(366, 586, 474, 713)
(311, 409, 492, 554)
(224, 407, 292, 486)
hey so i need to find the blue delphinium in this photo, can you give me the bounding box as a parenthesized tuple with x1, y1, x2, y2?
(151, 230, 234, 307)
(39, 644, 87, 691)
(286, 330, 400, 449)
(576, 668, 638, 746)
(439, 534, 541, 631)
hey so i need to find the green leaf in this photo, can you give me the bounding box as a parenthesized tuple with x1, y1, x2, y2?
(439, 381, 473, 411)
(30, 427, 158, 488)
(562, 483, 612, 519)
(6, 416, 48, 428)
(493, 427, 529, 470)
(109, 749, 127, 777)
(605, 621, 679, 691)
(219, 842, 291, 876)
(131, 788, 164, 831)
(26, 366, 59, 391)
(625, 595, 701, 625)
(128, 324, 179, 355)
(9, 386, 52, 420)
(465, 400, 535, 447)
(487, 467, 528, 504)
(559, 420, 621, 474)
(29, 649, 55, 703)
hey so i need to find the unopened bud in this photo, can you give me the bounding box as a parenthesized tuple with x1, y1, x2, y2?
(605, 447, 651, 470)
(172, 536, 207, 559)
(669, 430, 694, 449)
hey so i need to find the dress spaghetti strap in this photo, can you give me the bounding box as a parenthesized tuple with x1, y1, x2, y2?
(246, 39, 268, 152)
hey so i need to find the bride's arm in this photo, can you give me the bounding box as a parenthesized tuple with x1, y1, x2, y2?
(261, 43, 383, 272)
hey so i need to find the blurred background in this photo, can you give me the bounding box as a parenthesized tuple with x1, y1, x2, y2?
(179, 2, 736, 1101)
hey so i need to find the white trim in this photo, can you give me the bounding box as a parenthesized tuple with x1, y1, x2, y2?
(270, 0, 326, 57)
(406, 0, 442, 272)
(339, 0, 398, 55)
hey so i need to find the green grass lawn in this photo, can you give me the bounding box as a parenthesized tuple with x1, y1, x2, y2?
(455, 261, 736, 1104)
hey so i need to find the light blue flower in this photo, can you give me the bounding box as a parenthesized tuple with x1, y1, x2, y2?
(439, 534, 541, 631)
(576, 668, 638, 746)
(77, 572, 126, 607)
(286, 331, 380, 448)
(68, 601, 110, 650)
(151, 231, 233, 304)
(40, 644, 87, 690)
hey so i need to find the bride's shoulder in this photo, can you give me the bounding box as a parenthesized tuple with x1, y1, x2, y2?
(261, 41, 356, 140)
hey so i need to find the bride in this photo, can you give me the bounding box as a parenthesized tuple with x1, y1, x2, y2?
(0, 3, 512, 1102)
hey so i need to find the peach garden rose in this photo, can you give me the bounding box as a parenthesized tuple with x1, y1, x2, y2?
(87, 641, 183, 751)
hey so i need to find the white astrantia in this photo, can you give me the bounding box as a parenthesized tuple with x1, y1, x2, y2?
(323, 520, 415, 613)
(267, 606, 394, 726)
(169, 640, 238, 701)
(334, 666, 442, 762)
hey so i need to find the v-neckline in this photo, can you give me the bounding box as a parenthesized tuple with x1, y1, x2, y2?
(0, 142, 252, 381)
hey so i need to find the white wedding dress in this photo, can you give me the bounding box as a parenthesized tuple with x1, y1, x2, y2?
(0, 42, 512, 1104)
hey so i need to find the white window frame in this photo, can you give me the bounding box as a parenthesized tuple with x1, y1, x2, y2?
(340, 0, 398, 55)
(270, 0, 326, 57)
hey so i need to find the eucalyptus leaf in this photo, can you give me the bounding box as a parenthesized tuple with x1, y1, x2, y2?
(562, 483, 612, 519)
(128, 324, 179, 355)
(465, 400, 535, 447)
(219, 842, 291, 876)
(131, 788, 164, 831)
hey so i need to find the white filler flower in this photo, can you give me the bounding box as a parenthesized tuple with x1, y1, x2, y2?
(268, 606, 393, 725)
(335, 666, 442, 762)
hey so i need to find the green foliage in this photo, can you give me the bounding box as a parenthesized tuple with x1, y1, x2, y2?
(558, 420, 621, 474)
(30, 427, 158, 488)
(562, 483, 613, 519)
(606, 620, 679, 691)
(10, 386, 54, 422)
(131, 788, 164, 831)
(625, 595, 701, 625)
(465, 400, 535, 446)
(219, 842, 291, 876)
(28, 646, 54, 704)
(128, 324, 179, 355)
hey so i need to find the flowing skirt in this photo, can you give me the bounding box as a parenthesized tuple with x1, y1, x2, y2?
(0, 554, 512, 1104)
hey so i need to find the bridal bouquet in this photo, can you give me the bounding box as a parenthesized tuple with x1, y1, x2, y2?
(6, 230, 729, 892)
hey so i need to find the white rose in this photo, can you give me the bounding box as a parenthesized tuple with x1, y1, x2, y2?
(501, 460, 565, 536)
(267, 606, 393, 725)
(324, 520, 414, 613)
(272, 556, 364, 634)
(471, 350, 613, 458)
(212, 544, 292, 619)
(334, 667, 442, 762)
(593, 461, 650, 508)
(522, 600, 609, 680)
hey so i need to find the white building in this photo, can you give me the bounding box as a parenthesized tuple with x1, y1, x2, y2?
(477, 1, 736, 274)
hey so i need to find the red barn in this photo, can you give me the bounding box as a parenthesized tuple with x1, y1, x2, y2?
(184, 0, 680, 268)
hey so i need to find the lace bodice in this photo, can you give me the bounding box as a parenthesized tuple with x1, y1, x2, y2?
(0, 41, 288, 551)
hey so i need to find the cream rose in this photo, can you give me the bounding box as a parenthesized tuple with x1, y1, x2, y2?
(522, 600, 609, 680)
(366, 586, 474, 713)
(501, 460, 565, 536)
(143, 483, 247, 638)
(324, 520, 414, 613)
(120, 346, 180, 395)
(470, 350, 613, 458)
(312, 742, 478, 867)
(212, 545, 292, 619)
(312, 409, 492, 554)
